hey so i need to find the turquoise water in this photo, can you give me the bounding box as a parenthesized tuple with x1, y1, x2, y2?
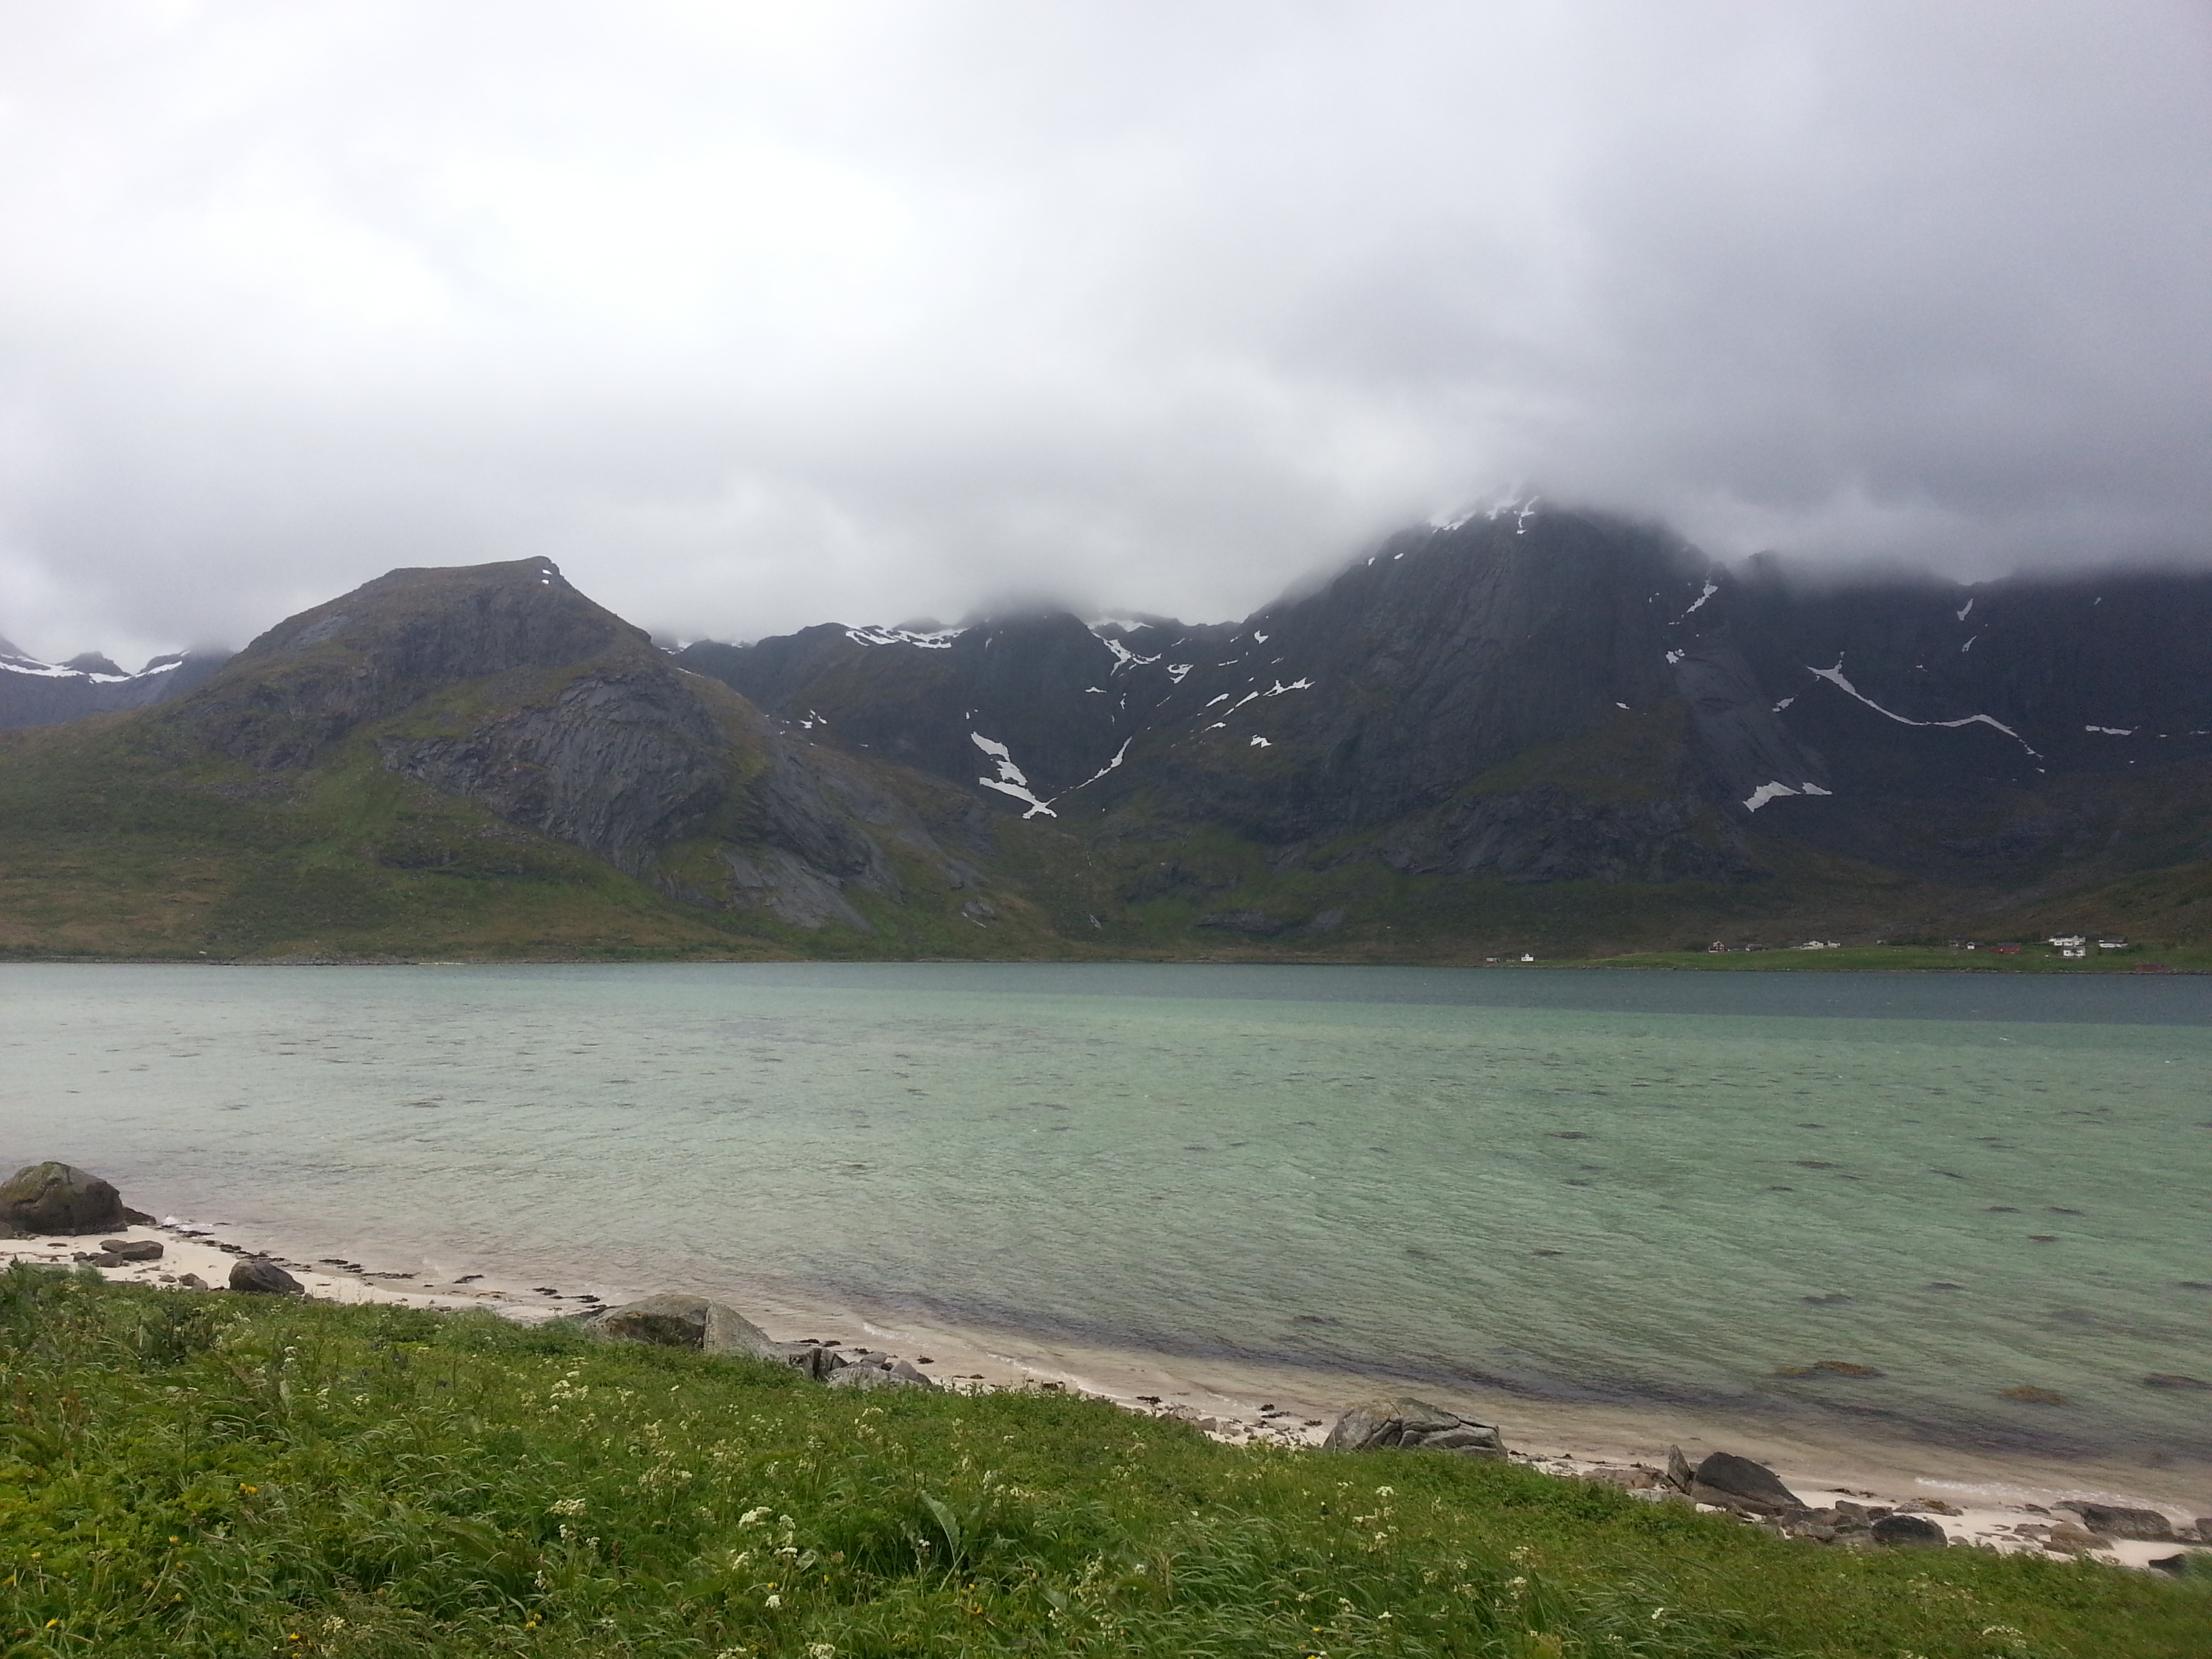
(4, 962, 2207, 1460)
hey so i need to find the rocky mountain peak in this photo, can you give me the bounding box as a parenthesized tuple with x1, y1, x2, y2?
(172, 558, 652, 769)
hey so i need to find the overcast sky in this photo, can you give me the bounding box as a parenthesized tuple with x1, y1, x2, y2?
(1, 1, 2207, 665)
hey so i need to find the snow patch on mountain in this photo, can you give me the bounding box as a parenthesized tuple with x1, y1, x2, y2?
(1743, 780, 1832, 811)
(1057, 737, 1133, 800)
(846, 625, 962, 649)
(970, 732, 1057, 817)
(1806, 659, 2043, 759)
(1100, 635, 1161, 672)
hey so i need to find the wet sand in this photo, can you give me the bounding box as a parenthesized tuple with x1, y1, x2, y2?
(10, 1214, 2207, 1574)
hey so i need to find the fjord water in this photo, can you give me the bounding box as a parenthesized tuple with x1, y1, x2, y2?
(5, 963, 2208, 1463)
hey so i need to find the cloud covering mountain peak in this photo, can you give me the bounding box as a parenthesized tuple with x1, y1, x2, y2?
(1, 1, 2205, 668)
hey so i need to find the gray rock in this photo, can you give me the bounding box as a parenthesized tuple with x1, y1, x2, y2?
(1870, 1513, 1948, 1548)
(1580, 1465, 1664, 1490)
(178, 1272, 209, 1290)
(1686, 1451, 1805, 1514)
(773, 1341, 838, 1380)
(0, 1162, 134, 1236)
(585, 1294, 817, 1371)
(1322, 1397, 1504, 1458)
(826, 1357, 935, 1391)
(98, 1238, 165, 1261)
(1666, 1445, 1696, 1492)
(228, 1257, 304, 1295)
(702, 1303, 780, 1359)
(2072, 1504, 2174, 1541)
(589, 1294, 713, 1347)
(1786, 1504, 1873, 1542)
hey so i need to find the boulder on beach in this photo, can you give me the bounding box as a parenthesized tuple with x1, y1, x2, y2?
(826, 1356, 935, 1391)
(229, 1257, 304, 1295)
(1668, 1448, 1805, 1513)
(773, 1341, 840, 1380)
(583, 1295, 822, 1376)
(1869, 1513, 1947, 1548)
(2071, 1504, 2175, 1541)
(703, 1303, 781, 1360)
(2041, 1521, 2100, 1554)
(1780, 1502, 1877, 1544)
(0, 1162, 151, 1237)
(1323, 1397, 1505, 1458)
(586, 1294, 717, 1347)
(99, 1238, 165, 1262)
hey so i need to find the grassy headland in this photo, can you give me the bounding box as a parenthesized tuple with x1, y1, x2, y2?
(3, 1267, 2203, 1658)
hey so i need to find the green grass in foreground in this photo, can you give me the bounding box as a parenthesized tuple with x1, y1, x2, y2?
(2, 1270, 2205, 1658)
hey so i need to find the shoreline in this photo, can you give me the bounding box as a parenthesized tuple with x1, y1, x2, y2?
(10, 1212, 2207, 1574)
(1, 953, 2206, 977)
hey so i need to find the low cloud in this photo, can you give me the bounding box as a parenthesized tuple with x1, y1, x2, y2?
(1, 1, 2206, 663)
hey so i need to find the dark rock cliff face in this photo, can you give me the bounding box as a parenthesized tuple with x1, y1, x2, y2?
(679, 610, 1216, 805)
(688, 506, 2212, 890)
(0, 635, 229, 731)
(377, 664, 735, 877)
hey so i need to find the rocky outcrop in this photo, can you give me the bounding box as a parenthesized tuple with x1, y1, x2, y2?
(0, 1163, 150, 1237)
(169, 558, 639, 770)
(584, 1293, 721, 1347)
(1323, 1397, 1505, 1458)
(229, 1257, 305, 1294)
(1868, 1513, 1948, 1548)
(2071, 1504, 2175, 1541)
(574, 1294, 949, 1387)
(1664, 1446, 1806, 1514)
(379, 665, 735, 877)
(825, 1355, 937, 1391)
(581, 1294, 824, 1373)
(75, 1237, 165, 1267)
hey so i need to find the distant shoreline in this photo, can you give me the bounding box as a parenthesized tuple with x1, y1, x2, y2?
(1, 950, 2205, 975)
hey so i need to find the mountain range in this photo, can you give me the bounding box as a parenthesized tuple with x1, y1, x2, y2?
(1, 636, 228, 730)
(3, 503, 2208, 961)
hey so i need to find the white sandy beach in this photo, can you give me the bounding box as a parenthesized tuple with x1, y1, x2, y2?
(9, 1214, 2207, 1575)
